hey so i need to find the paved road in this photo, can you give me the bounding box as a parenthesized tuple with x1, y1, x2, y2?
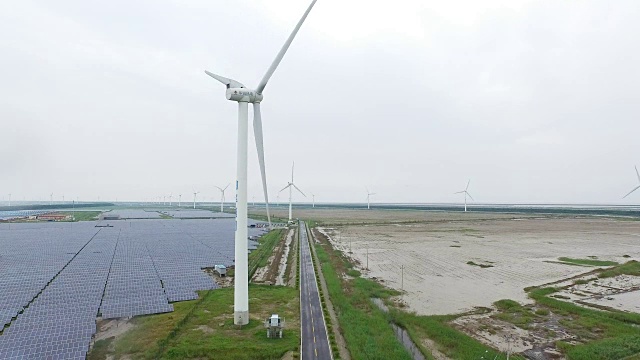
(299, 221, 332, 360)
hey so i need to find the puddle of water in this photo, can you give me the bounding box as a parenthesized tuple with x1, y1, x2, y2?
(371, 298, 426, 360)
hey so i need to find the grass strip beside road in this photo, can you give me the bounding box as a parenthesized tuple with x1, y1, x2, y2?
(312, 232, 414, 360)
(248, 229, 284, 279)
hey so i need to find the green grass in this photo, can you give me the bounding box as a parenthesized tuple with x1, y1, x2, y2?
(59, 211, 102, 221)
(390, 310, 520, 360)
(87, 337, 114, 360)
(248, 229, 284, 278)
(466, 261, 494, 268)
(558, 257, 619, 267)
(494, 299, 522, 311)
(491, 300, 536, 329)
(313, 237, 413, 360)
(599, 260, 640, 278)
(346, 269, 361, 277)
(104, 286, 299, 360)
(527, 286, 640, 359)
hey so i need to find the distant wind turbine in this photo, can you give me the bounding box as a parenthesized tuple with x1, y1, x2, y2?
(280, 162, 306, 222)
(215, 184, 230, 213)
(311, 193, 315, 208)
(455, 179, 474, 212)
(50, 193, 53, 206)
(193, 191, 199, 209)
(623, 166, 640, 199)
(169, 193, 173, 206)
(366, 188, 376, 210)
(178, 194, 182, 207)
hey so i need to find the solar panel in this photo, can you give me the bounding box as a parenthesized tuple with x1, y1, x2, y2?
(0, 217, 267, 358)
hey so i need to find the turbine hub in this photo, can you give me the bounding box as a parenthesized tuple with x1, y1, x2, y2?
(226, 87, 264, 103)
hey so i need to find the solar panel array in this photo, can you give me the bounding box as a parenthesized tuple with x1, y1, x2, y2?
(100, 231, 173, 319)
(0, 223, 103, 359)
(0, 224, 98, 329)
(160, 209, 234, 219)
(0, 218, 267, 358)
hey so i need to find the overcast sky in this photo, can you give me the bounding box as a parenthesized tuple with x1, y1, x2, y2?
(1, 0, 639, 205)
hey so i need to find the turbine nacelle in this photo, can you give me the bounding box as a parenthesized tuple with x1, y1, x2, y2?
(226, 88, 264, 103)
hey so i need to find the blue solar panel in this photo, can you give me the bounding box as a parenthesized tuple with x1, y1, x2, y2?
(0, 218, 267, 358)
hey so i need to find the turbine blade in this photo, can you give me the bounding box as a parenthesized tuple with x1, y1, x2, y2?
(623, 185, 640, 199)
(204, 71, 245, 88)
(215, 186, 223, 191)
(370, 193, 376, 196)
(253, 103, 271, 227)
(454, 191, 465, 194)
(466, 179, 471, 191)
(256, 0, 318, 94)
(280, 184, 292, 193)
(291, 161, 295, 183)
(293, 184, 306, 197)
(224, 183, 230, 191)
(466, 192, 474, 201)
(636, 166, 640, 183)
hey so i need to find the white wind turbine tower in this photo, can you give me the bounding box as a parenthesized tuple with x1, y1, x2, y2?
(169, 193, 173, 206)
(311, 193, 315, 208)
(205, 0, 317, 325)
(178, 194, 182, 207)
(623, 166, 640, 199)
(215, 184, 230, 213)
(50, 193, 53, 206)
(366, 188, 376, 210)
(193, 191, 199, 209)
(280, 162, 306, 222)
(455, 179, 474, 212)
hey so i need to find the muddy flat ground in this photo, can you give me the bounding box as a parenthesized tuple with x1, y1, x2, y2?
(255, 208, 640, 315)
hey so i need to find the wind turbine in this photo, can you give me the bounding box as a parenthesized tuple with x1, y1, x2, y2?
(215, 184, 230, 213)
(311, 193, 315, 208)
(50, 193, 53, 206)
(280, 162, 306, 222)
(205, 0, 316, 325)
(193, 191, 199, 209)
(169, 193, 173, 206)
(178, 194, 182, 207)
(455, 179, 474, 212)
(366, 188, 376, 210)
(623, 166, 640, 199)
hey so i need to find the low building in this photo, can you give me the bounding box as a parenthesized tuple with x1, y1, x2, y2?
(37, 213, 71, 221)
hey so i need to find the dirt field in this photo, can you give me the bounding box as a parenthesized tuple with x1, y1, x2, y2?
(301, 213, 640, 316)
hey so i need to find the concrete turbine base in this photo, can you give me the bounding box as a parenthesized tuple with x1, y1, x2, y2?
(234, 310, 249, 325)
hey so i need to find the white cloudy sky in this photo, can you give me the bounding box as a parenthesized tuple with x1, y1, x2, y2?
(1, 0, 639, 204)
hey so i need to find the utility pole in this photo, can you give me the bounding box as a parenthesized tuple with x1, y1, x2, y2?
(366, 244, 369, 270)
(505, 334, 514, 360)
